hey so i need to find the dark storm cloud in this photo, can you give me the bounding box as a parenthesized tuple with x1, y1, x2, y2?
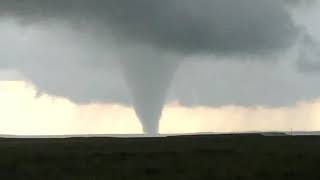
(0, 0, 299, 55)
(297, 34, 320, 73)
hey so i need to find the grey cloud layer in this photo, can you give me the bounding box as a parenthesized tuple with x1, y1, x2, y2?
(1, 0, 299, 55)
(0, 0, 318, 107)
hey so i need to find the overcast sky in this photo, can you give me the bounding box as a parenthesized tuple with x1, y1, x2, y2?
(0, 0, 320, 134)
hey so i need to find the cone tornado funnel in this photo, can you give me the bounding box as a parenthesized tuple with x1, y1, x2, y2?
(122, 57, 177, 135)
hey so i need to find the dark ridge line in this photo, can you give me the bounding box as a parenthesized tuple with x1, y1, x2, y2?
(1, 131, 320, 139)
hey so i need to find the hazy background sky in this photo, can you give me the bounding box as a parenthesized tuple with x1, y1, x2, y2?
(0, 0, 320, 135)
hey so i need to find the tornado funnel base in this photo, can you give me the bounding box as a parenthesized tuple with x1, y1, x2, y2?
(142, 122, 159, 136)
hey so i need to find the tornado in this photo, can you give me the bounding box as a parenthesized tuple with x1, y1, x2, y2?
(121, 52, 178, 135)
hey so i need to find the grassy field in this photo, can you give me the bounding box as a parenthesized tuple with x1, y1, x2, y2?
(0, 134, 319, 179)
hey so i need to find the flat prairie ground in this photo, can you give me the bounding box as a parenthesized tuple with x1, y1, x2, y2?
(0, 134, 319, 179)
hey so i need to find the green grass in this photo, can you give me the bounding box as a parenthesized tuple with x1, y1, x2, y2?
(0, 134, 320, 179)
